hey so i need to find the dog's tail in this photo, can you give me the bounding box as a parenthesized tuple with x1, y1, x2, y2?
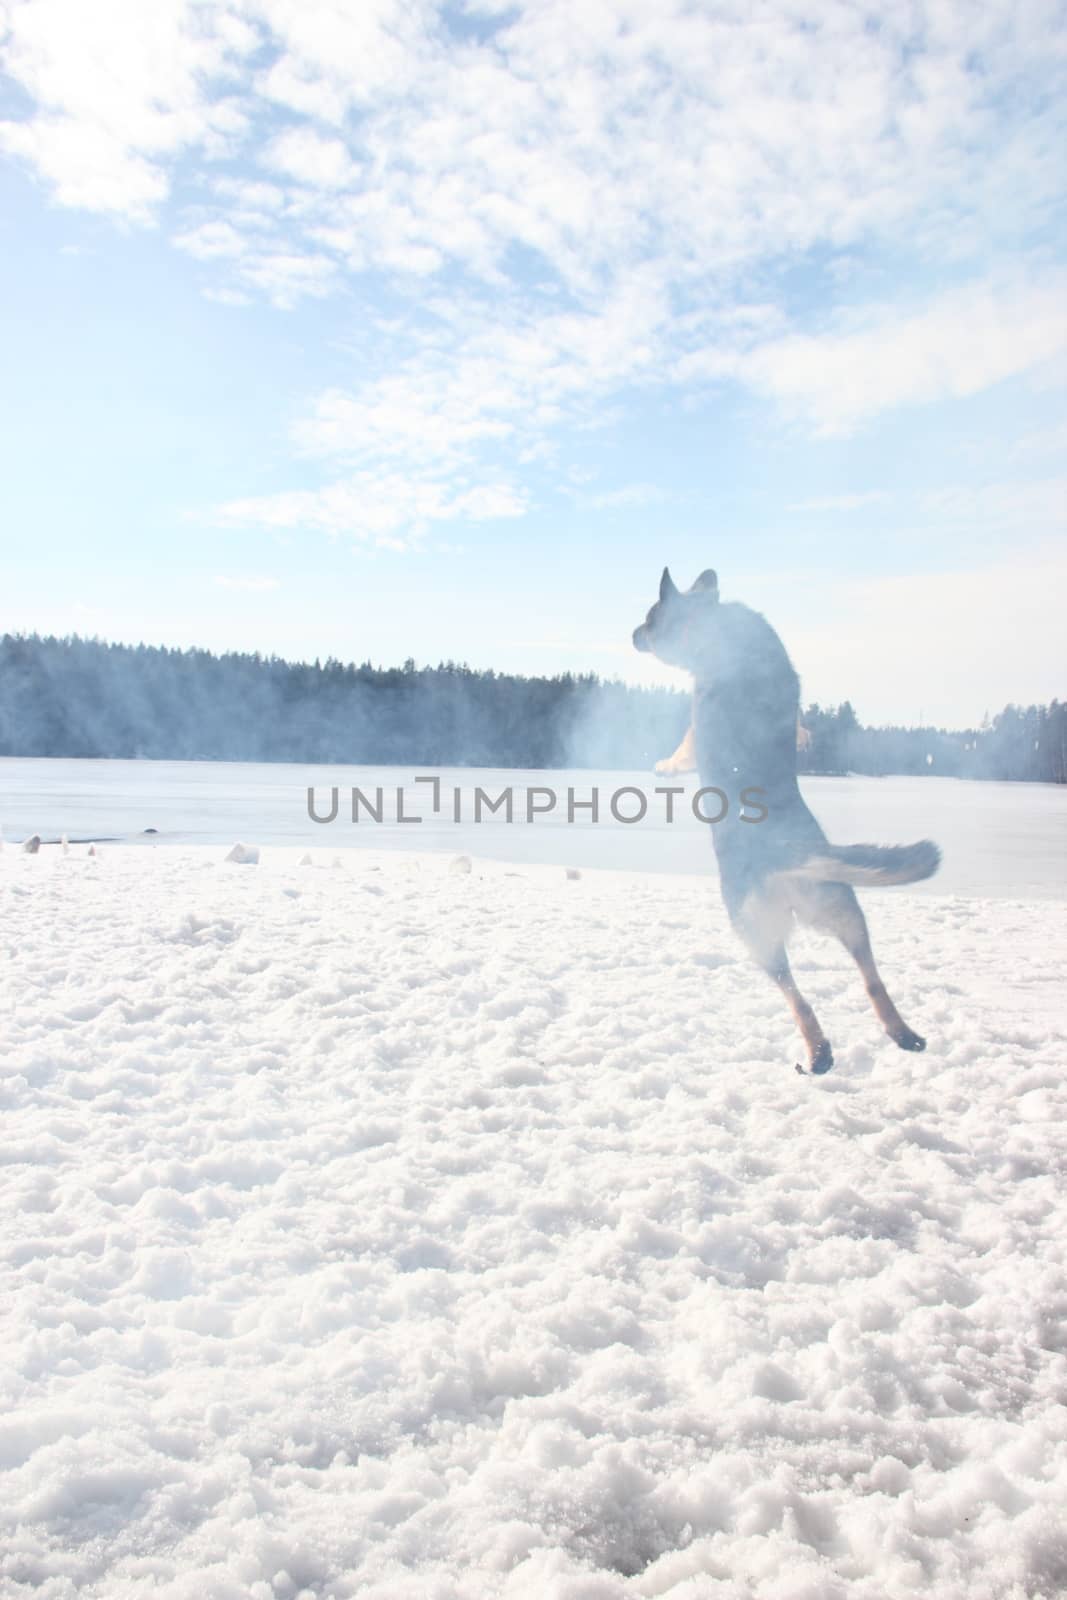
(784, 840, 941, 888)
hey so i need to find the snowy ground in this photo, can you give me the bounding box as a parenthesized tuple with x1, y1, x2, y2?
(2, 844, 1066, 1599)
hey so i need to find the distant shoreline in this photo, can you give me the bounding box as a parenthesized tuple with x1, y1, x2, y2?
(2, 752, 1065, 788)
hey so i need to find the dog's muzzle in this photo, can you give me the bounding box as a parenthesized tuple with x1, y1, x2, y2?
(632, 625, 651, 652)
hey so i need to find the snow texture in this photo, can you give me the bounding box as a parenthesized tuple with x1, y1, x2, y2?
(1, 844, 1066, 1599)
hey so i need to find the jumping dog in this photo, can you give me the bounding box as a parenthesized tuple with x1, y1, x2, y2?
(633, 568, 939, 1074)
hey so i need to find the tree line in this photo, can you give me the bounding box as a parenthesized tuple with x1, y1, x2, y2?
(796, 700, 1067, 783)
(0, 633, 1062, 781)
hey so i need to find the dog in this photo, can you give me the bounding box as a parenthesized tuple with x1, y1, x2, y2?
(633, 567, 939, 1074)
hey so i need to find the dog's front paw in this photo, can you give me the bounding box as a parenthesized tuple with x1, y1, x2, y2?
(796, 1039, 834, 1075)
(892, 1027, 926, 1052)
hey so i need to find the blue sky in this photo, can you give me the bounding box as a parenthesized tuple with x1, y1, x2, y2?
(1, 0, 1065, 727)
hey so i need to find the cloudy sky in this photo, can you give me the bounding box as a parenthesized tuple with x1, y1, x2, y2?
(1, 0, 1065, 727)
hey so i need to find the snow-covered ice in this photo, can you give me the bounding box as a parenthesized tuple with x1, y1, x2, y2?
(2, 844, 1066, 1598)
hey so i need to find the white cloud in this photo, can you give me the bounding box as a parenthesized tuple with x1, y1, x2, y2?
(0, 0, 254, 218)
(215, 471, 527, 549)
(174, 220, 247, 260)
(3, 0, 1065, 535)
(1, 116, 169, 215)
(264, 127, 357, 190)
(729, 275, 1067, 436)
(234, 249, 338, 307)
(6, 2, 1061, 300)
(250, 0, 430, 122)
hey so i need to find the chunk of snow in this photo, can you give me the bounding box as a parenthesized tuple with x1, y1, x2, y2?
(225, 842, 260, 864)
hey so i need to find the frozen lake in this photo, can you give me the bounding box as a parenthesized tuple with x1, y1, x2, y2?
(1, 756, 1064, 899)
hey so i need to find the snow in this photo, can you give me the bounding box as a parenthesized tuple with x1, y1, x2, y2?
(2, 841, 1065, 1598)
(224, 842, 261, 865)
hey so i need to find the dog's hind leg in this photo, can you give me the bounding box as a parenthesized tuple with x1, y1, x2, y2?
(764, 949, 833, 1074)
(733, 890, 832, 1073)
(805, 884, 925, 1053)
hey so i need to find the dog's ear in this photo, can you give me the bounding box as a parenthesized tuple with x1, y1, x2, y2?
(691, 569, 719, 597)
(659, 567, 679, 603)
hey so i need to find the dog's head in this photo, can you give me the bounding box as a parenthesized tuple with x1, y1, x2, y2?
(632, 567, 719, 668)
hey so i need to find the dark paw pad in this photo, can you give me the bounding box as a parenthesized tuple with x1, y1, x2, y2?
(810, 1040, 834, 1074)
(893, 1028, 926, 1053)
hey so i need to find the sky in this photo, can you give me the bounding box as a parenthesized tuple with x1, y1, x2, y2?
(1, 0, 1065, 729)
